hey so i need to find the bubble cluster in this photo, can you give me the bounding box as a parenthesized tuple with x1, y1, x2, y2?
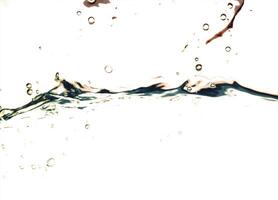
(195, 64, 202, 71)
(202, 23, 209, 31)
(88, 17, 95, 25)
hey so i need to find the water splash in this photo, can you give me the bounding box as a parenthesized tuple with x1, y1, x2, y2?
(1, 78, 278, 121)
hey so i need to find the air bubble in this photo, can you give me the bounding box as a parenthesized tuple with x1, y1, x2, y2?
(220, 14, 227, 21)
(27, 89, 33, 96)
(104, 65, 113, 73)
(88, 17, 95, 25)
(76, 11, 82, 16)
(228, 3, 233, 9)
(46, 158, 55, 167)
(225, 46, 231, 52)
(195, 64, 202, 71)
(26, 83, 32, 89)
(202, 23, 209, 31)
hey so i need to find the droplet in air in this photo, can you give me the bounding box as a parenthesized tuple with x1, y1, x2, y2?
(88, 17, 95, 25)
(195, 64, 202, 71)
(27, 89, 33, 96)
(225, 46, 231, 52)
(220, 14, 227, 21)
(227, 3, 233, 9)
(46, 158, 55, 167)
(85, 123, 90, 129)
(76, 11, 82, 16)
(55, 72, 60, 81)
(203, 23, 209, 31)
(26, 83, 32, 89)
(104, 65, 113, 73)
(194, 57, 199, 62)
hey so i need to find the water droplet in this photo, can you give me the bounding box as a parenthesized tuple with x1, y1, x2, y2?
(203, 23, 209, 31)
(104, 65, 113, 73)
(227, 3, 233, 9)
(27, 89, 33, 96)
(18, 165, 24, 170)
(26, 83, 32, 89)
(210, 83, 216, 88)
(55, 72, 60, 81)
(46, 158, 55, 167)
(88, 17, 95, 25)
(36, 90, 40, 94)
(225, 46, 231, 52)
(195, 64, 202, 71)
(76, 11, 82, 16)
(194, 57, 199, 62)
(85, 123, 90, 129)
(220, 14, 227, 21)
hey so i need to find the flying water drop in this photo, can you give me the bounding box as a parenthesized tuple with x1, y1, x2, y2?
(220, 14, 227, 21)
(195, 64, 202, 71)
(76, 11, 82, 16)
(88, 17, 95, 25)
(104, 65, 113, 73)
(225, 46, 231, 52)
(46, 158, 55, 167)
(203, 23, 209, 31)
(227, 3, 233, 9)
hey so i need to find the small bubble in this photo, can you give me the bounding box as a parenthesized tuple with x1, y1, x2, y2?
(104, 65, 113, 73)
(220, 14, 227, 21)
(27, 88, 33, 96)
(225, 46, 231, 52)
(85, 123, 90, 129)
(227, 3, 233, 9)
(88, 17, 95, 25)
(195, 64, 202, 71)
(210, 83, 216, 88)
(55, 72, 60, 81)
(76, 11, 82, 16)
(194, 57, 199, 62)
(46, 158, 55, 167)
(203, 23, 209, 31)
(26, 83, 32, 89)
(36, 90, 40, 94)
